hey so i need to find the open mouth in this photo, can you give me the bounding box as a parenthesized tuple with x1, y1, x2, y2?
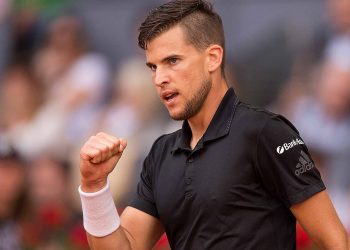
(164, 93, 178, 101)
(162, 91, 179, 102)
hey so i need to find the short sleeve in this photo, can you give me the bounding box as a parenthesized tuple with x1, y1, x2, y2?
(128, 151, 159, 218)
(256, 115, 326, 207)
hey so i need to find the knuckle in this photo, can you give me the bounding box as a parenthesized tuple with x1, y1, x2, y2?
(79, 151, 86, 159)
(112, 139, 120, 146)
(80, 146, 91, 157)
(100, 143, 108, 152)
(106, 142, 114, 150)
(88, 136, 98, 145)
(96, 131, 105, 137)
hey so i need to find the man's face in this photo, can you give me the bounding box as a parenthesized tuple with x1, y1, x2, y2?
(145, 25, 212, 121)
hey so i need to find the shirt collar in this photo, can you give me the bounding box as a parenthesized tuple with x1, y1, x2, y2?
(171, 87, 239, 153)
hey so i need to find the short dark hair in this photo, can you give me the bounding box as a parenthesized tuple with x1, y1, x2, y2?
(138, 0, 226, 72)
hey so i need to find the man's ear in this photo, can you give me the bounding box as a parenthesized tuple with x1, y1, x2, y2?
(206, 44, 223, 73)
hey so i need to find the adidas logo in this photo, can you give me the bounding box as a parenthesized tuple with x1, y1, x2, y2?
(295, 151, 314, 176)
(276, 138, 304, 154)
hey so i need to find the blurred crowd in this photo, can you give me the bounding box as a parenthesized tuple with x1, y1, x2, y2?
(0, 0, 349, 249)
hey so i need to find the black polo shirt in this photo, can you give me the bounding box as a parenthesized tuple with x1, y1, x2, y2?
(129, 88, 325, 250)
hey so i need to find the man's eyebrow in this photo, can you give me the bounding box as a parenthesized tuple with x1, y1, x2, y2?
(146, 54, 181, 68)
(146, 62, 154, 68)
(161, 54, 179, 63)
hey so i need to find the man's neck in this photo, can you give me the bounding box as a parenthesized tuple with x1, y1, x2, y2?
(188, 80, 228, 149)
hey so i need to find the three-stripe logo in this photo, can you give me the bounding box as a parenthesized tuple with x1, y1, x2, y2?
(295, 151, 314, 176)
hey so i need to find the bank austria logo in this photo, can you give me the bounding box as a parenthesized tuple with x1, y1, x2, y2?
(276, 138, 304, 154)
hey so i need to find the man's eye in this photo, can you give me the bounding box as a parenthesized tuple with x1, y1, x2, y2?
(150, 65, 157, 71)
(168, 58, 178, 64)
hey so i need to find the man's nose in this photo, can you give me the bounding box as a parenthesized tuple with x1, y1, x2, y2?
(154, 68, 169, 86)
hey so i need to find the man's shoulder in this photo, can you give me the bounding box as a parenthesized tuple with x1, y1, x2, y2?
(237, 102, 277, 119)
(234, 101, 299, 134)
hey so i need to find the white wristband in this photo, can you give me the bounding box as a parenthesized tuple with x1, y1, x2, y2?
(78, 180, 120, 237)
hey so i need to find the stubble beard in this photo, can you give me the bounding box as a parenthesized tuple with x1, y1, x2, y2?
(171, 78, 212, 121)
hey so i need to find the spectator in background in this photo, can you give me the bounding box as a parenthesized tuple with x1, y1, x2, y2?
(0, 63, 46, 160)
(0, 64, 43, 130)
(0, 143, 26, 250)
(274, 0, 350, 114)
(0, 0, 11, 75)
(21, 155, 89, 250)
(33, 15, 110, 152)
(327, 0, 350, 35)
(0, 15, 110, 161)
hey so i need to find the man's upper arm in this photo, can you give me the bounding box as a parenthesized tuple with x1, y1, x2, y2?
(121, 206, 165, 249)
(290, 190, 348, 250)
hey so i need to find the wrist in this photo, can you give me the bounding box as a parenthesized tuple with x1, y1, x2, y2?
(78, 180, 120, 237)
(81, 178, 108, 193)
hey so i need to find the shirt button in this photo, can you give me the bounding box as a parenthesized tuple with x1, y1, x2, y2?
(187, 157, 194, 163)
(185, 177, 192, 184)
(185, 191, 192, 198)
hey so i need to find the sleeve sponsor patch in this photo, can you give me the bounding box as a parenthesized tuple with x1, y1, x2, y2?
(276, 138, 304, 154)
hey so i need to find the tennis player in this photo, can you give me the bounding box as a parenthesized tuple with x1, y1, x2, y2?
(78, 1, 349, 249)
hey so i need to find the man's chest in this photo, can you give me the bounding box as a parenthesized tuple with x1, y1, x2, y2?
(152, 136, 267, 227)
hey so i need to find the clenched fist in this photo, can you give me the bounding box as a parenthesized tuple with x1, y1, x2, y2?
(79, 132, 127, 192)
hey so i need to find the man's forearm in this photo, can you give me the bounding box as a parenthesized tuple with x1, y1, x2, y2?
(313, 228, 349, 250)
(79, 180, 132, 249)
(87, 227, 132, 250)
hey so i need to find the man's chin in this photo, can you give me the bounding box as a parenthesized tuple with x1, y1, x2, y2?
(169, 111, 187, 121)
(169, 114, 185, 121)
